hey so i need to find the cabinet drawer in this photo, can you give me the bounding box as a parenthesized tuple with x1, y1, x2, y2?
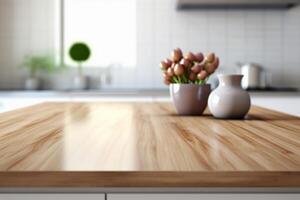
(0, 194, 105, 200)
(108, 194, 300, 200)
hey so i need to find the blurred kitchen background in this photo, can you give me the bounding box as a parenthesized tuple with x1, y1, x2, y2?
(0, 0, 299, 115)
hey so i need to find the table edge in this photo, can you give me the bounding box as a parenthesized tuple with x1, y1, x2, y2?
(0, 171, 300, 187)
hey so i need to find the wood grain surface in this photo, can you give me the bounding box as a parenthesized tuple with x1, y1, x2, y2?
(0, 102, 300, 187)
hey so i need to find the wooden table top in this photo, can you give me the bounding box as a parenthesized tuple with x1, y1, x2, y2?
(0, 102, 300, 187)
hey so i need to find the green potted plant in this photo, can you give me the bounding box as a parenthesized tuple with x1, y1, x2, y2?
(160, 48, 219, 115)
(22, 55, 54, 90)
(69, 42, 91, 90)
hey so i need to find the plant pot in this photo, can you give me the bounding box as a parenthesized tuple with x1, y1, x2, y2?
(170, 84, 211, 115)
(73, 75, 88, 90)
(208, 74, 251, 119)
(25, 78, 40, 90)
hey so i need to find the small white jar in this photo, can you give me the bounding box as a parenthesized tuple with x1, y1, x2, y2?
(73, 75, 88, 90)
(208, 74, 251, 119)
(25, 78, 40, 90)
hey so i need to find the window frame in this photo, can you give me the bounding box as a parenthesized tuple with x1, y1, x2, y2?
(57, 0, 136, 68)
(59, 0, 65, 66)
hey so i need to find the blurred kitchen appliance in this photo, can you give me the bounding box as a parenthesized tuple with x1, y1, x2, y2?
(237, 62, 266, 89)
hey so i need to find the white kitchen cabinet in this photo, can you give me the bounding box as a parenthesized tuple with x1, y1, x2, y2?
(0, 194, 105, 200)
(251, 94, 300, 117)
(108, 193, 300, 200)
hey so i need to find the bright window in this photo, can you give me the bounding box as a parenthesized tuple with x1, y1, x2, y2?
(64, 0, 136, 67)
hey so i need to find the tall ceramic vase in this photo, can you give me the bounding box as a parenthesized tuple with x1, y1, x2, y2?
(208, 74, 251, 119)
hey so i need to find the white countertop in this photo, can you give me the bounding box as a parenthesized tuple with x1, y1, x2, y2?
(0, 90, 299, 116)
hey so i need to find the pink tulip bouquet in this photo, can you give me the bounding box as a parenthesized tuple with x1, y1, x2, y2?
(160, 48, 220, 85)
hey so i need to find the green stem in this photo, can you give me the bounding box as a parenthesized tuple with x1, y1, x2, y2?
(196, 79, 203, 85)
(181, 75, 188, 83)
(30, 67, 37, 79)
(172, 76, 179, 83)
(78, 62, 83, 76)
(177, 76, 182, 83)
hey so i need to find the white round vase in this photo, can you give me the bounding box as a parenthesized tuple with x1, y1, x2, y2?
(208, 74, 251, 119)
(73, 75, 88, 90)
(25, 78, 40, 90)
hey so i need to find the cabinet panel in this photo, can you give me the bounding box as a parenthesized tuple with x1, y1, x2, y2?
(108, 193, 300, 200)
(0, 194, 105, 200)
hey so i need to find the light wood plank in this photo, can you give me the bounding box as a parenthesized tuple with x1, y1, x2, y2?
(0, 102, 299, 187)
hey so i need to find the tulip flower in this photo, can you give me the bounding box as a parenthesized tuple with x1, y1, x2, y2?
(164, 78, 171, 85)
(191, 63, 203, 73)
(160, 61, 169, 71)
(185, 52, 196, 62)
(189, 72, 197, 81)
(197, 70, 208, 80)
(167, 67, 174, 76)
(205, 63, 215, 74)
(194, 52, 204, 63)
(212, 57, 219, 69)
(174, 64, 185, 76)
(171, 48, 183, 62)
(164, 58, 173, 67)
(180, 58, 190, 68)
(163, 72, 171, 81)
(206, 52, 215, 63)
(159, 49, 219, 85)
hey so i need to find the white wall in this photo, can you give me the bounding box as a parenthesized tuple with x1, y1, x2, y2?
(0, 0, 56, 89)
(0, 0, 299, 90)
(137, 0, 300, 89)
